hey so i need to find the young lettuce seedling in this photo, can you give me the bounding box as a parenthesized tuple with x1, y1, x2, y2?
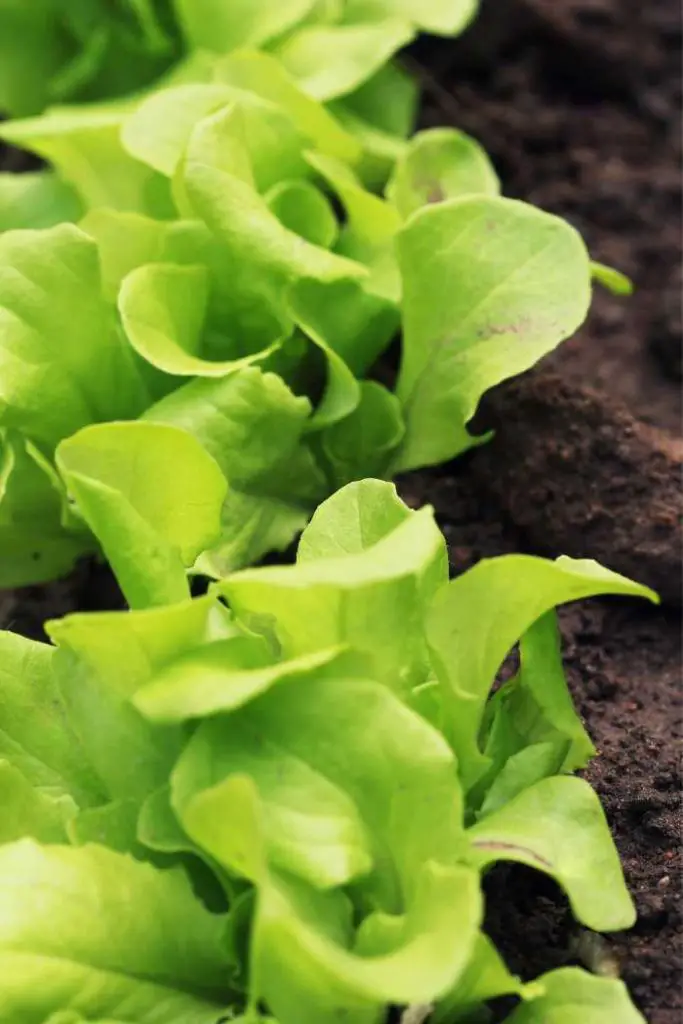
(0, 477, 654, 1023)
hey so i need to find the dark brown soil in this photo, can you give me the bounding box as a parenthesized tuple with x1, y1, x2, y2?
(1, 1, 680, 1021)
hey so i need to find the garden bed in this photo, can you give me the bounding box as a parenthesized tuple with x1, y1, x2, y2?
(0, 0, 680, 1020)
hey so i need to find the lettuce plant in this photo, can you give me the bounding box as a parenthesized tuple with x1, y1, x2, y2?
(0, 49, 602, 587)
(0, 471, 654, 1023)
(0, 0, 477, 118)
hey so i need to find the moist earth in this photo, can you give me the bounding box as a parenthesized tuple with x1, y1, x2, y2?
(0, 0, 681, 1020)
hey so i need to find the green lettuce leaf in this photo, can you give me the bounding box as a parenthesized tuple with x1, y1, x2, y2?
(477, 611, 598, 815)
(0, 224, 151, 451)
(143, 368, 325, 574)
(0, 840, 232, 1023)
(0, 171, 81, 231)
(467, 775, 636, 932)
(0, 429, 92, 587)
(178, 773, 478, 1023)
(266, 179, 339, 248)
(46, 593, 231, 802)
(56, 422, 227, 608)
(0, 760, 75, 846)
(134, 642, 351, 723)
(220, 481, 447, 692)
(0, 630, 101, 806)
(174, 0, 317, 52)
(121, 82, 309, 192)
(0, 102, 172, 216)
(271, 18, 415, 102)
(393, 196, 593, 471)
(320, 381, 405, 488)
(386, 127, 499, 219)
(426, 554, 658, 791)
(502, 966, 646, 1024)
(215, 50, 362, 163)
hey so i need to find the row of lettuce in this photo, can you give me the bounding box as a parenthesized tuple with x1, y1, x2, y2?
(0, 2, 648, 1022)
(0, 0, 620, 589)
(0, 472, 655, 1022)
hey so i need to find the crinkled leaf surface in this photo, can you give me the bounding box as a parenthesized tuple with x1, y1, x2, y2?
(0, 760, 75, 846)
(45, 596, 232, 803)
(122, 83, 309, 195)
(0, 630, 101, 806)
(306, 151, 402, 302)
(0, 224, 150, 450)
(177, 104, 365, 359)
(178, 774, 478, 1024)
(220, 483, 447, 692)
(0, 840, 232, 1023)
(393, 196, 593, 471)
(321, 381, 404, 488)
(144, 368, 325, 574)
(56, 422, 227, 609)
(46, 593, 231, 700)
(174, 693, 375, 890)
(80, 207, 206, 305)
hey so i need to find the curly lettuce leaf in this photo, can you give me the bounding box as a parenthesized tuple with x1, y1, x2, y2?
(266, 179, 339, 248)
(178, 772, 477, 1024)
(0, 630, 101, 806)
(0, 840, 232, 1023)
(43, 593, 232, 807)
(134, 642, 350, 723)
(467, 775, 636, 932)
(0, 760, 75, 846)
(56, 422, 227, 608)
(143, 368, 326, 574)
(320, 381, 405, 488)
(0, 224, 151, 451)
(220, 481, 447, 692)
(477, 611, 598, 816)
(215, 51, 361, 163)
(426, 555, 657, 791)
